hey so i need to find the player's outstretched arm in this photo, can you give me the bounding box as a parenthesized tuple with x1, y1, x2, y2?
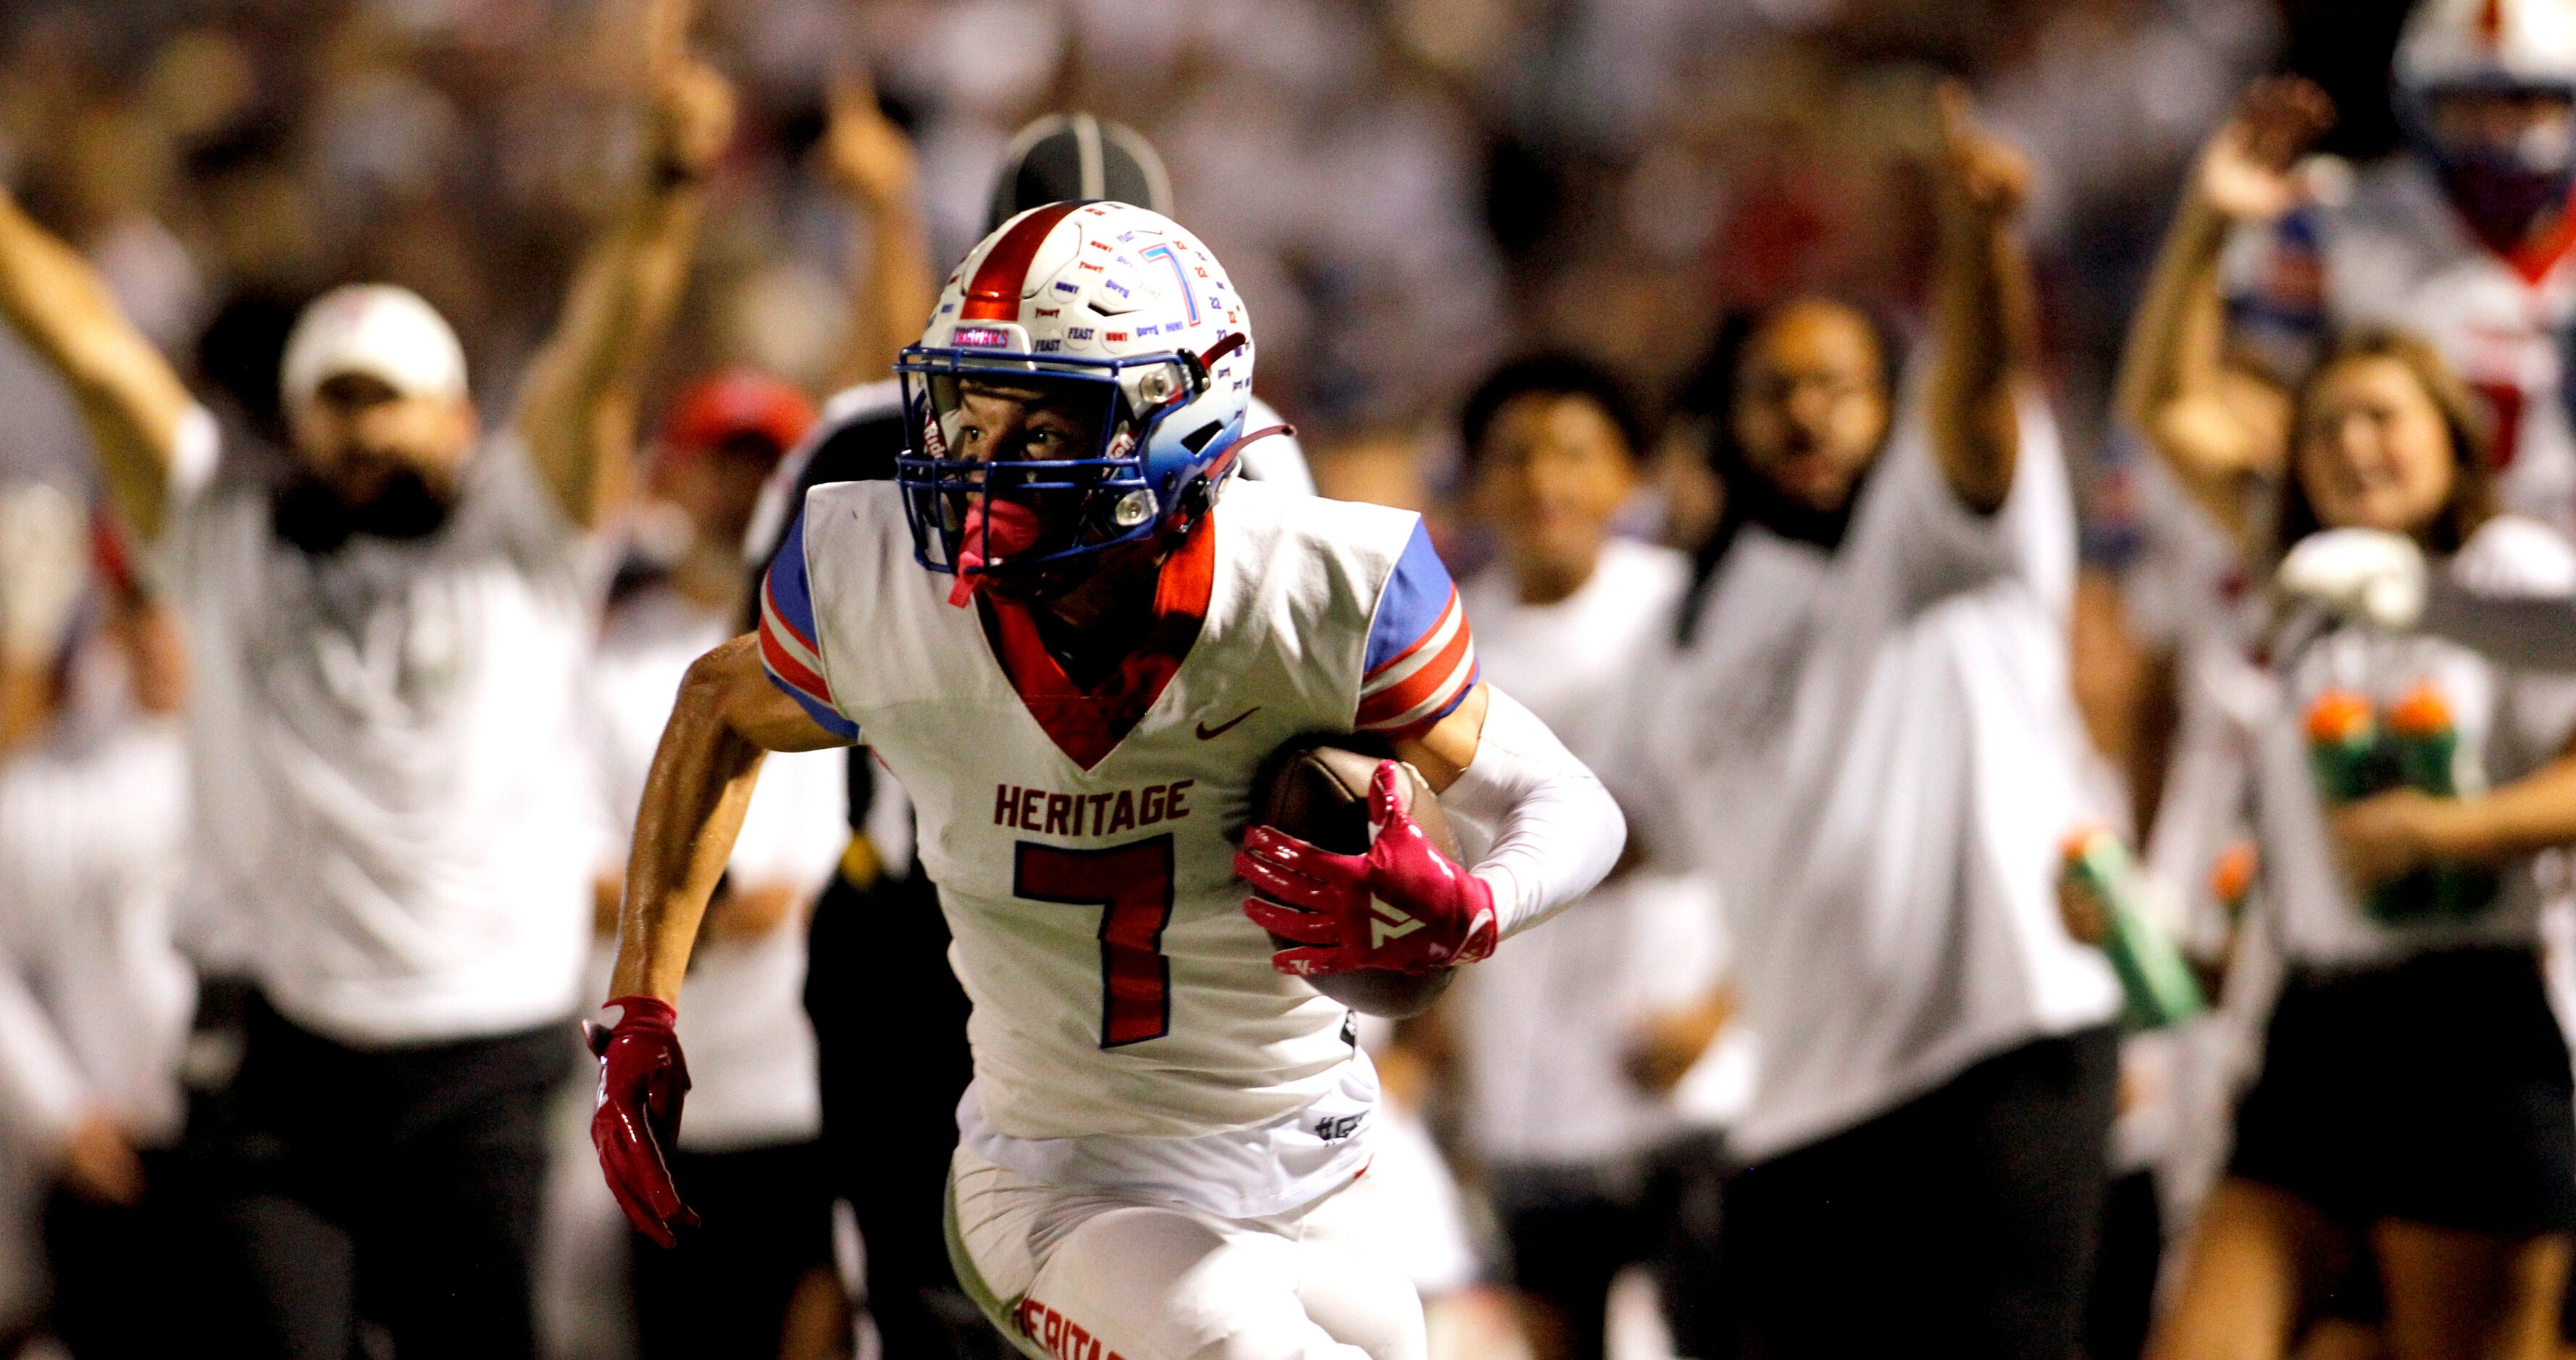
(819, 67, 936, 392)
(2114, 77, 2328, 547)
(1923, 84, 2039, 516)
(0, 190, 196, 542)
(515, 0, 733, 532)
(609, 634, 847, 1004)
(595, 634, 845, 1246)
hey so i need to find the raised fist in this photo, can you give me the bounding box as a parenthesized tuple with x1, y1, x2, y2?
(641, 0, 735, 183)
(819, 68, 918, 208)
(2196, 76, 2336, 226)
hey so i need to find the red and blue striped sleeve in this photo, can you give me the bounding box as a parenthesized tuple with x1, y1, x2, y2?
(1355, 519, 1479, 736)
(756, 513, 859, 740)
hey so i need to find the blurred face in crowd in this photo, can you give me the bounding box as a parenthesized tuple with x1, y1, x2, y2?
(288, 372, 480, 510)
(658, 435, 781, 549)
(1732, 299, 1891, 515)
(1471, 392, 1637, 605)
(2294, 354, 2458, 537)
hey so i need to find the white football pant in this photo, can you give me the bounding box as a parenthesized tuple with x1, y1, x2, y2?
(947, 1144, 1428, 1360)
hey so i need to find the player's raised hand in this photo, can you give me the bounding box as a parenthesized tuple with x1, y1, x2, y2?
(641, 0, 735, 185)
(820, 67, 919, 208)
(2196, 75, 2335, 225)
(1237, 762, 1500, 976)
(1932, 81, 2030, 234)
(589, 996, 699, 1247)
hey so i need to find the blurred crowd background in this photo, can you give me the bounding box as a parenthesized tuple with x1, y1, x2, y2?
(0, 0, 2401, 529)
(0, 1, 2494, 1358)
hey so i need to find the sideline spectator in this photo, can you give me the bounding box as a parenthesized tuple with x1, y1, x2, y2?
(0, 490, 195, 1359)
(1625, 88, 2123, 1359)
(1442, 352, 1726, 1360)
(589, 372, 849, 1360)
(0, 0, 731, 1350)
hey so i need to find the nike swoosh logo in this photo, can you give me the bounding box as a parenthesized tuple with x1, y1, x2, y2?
(1196, 707, 1260, 740)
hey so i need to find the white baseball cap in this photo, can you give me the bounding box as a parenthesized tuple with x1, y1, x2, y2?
(280, 284, 469, 410)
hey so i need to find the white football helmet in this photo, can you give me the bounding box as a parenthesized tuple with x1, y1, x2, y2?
(2397, 0, 2576, 97)
(895, 201, 1260, 588)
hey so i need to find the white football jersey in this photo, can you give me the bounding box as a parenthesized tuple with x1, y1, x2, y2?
(756, 478, 1479, 1215)
(2230, 156, 2576, 535)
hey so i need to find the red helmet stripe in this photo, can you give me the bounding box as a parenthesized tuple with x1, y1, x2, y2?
(961, 202, 1082, 323)
(2482, 0, 2506, 44)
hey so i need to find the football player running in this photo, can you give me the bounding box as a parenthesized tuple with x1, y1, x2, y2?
(593, 201, 1625, 1359)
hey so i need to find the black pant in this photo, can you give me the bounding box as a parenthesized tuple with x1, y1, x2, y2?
(1491, 1161, 1654, 1360)
(197, 994, 570, 1360)
(40, 1146, 200, 1358)
(2084, 1169, 2164, 1360)
(632, 1141, 837, 1360)
(806, 868, 1009, 1358)
(1645, 1131, 1736, 1360)
(2231, 947, 2576, 1235)
(1716, 1026, 2120, 1360)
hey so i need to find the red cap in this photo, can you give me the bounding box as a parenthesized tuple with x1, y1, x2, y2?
(661, 369, 819, 468)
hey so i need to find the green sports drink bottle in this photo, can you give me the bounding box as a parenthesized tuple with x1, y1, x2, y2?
(2385, 682, 2498, 923)
(2304, 688, 2427, 923)
(2304, 688, 2383, 803)
(2059, 828, 2206, 1031)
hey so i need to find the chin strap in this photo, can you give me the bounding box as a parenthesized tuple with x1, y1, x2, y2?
(1178, 424, 1295, 522)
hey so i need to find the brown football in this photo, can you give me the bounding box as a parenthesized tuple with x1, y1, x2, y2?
(1246, 736, 1460, 1018)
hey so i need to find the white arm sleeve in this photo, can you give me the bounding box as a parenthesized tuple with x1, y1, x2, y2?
(0, 947, 88, 1155)
(1437, 687, 1626, 937)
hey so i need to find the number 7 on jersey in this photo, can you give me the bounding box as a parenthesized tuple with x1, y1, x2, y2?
(1014, 836, 1177, 1047)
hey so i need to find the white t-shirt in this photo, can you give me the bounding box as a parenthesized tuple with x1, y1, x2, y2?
(590, 584, 845, 1151)
(0, 716, 194, 1149)
(158, 432, 603, 1045)
(1451, 539, 1731, 1165)
(2255, 516, 2576, 968)
(1634, 397, 2121, 1160)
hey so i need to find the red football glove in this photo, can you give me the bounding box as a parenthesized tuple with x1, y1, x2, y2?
(1236, 762, 1500, 976)
(588, 996, 698, 1248)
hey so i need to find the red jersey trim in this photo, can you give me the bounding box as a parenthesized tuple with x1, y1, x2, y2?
(981, 518, 1218, 770)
